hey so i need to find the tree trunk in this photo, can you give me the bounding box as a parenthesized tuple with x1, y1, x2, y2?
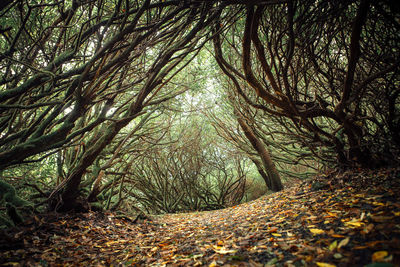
(249, 157, 272, 189)
(48, 121, 125, 211)
(236, 115, 283, 192)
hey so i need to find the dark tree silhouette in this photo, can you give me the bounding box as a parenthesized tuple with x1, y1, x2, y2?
(213, 0, 400, 168)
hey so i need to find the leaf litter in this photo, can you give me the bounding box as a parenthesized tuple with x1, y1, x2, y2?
(1, 168, 400, 266)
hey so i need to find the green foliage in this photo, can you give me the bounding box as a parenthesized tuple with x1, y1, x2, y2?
(0, 179, 32, 227)
(0, 179, 31, 207)
(1, 0, 398, 215)
(0, 214, 14, 228)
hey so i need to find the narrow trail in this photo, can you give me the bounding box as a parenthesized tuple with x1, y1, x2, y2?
(1, 170, 400, 266)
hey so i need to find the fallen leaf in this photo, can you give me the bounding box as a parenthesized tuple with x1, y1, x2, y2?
(354, 245, 369, 249)
(2, 263, 20, 267)
(212, 246, 237, 254)
(363, 223, 374, 234)
(333, 253, 343, 259)
(269, 227, 278, 233)
(344, 219, 364, 228)
(267, 258, 278, 265)
(316, 262, 336, 267)
(309, 228, 325, 235)
(329, 240, 337, 251)
(372, 251, 389, 262)
(372, 202, 385, 206)
(331, 234, 345, 238)
(338, 237, 350, 248)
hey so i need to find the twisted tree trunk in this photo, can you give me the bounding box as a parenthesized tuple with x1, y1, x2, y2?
(236, 115, 283, 192)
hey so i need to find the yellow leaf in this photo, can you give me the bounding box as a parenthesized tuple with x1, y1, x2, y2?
(2, 263, 19, 267)
(309, 228, 325, 235)
(209, 261, 218, 267)
(372, 202, 385, 206)
(344, 220, 364, 228)
(372, 251, 388, 262)
(316, 262, 336, 267)
(212, 246, 237, 254)
(105, 240, 119, 246)
(272, 233, 281, 237)
(329, 240, 337, 251)
(393, 211, 400, 216)
(338, 237, 350, 248)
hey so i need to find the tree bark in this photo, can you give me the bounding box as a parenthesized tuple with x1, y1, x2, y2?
(236, 114, 283, 192)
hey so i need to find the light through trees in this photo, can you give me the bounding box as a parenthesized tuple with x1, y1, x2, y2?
(0, 0, 399, 218)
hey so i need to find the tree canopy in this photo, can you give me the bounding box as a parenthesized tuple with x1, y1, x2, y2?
(0, 0, 399, 217)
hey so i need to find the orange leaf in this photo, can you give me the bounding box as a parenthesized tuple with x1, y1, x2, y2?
(316, 263, 336, 267)
(331, 234, 345, 238)
(372, 251, 388, 262)
(269, 227, 278, 233)
(353, 245, 368, 250)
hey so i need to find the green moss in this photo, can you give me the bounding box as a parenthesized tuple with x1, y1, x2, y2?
(0, 179, 33, 227)
(0, 213, 14, 228)
(0, 179, 31, 207)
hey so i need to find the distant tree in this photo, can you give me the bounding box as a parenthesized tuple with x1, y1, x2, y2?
(124, 119, 248, 213)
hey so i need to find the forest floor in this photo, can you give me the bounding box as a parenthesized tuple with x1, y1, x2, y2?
(1, 168, 400, 267)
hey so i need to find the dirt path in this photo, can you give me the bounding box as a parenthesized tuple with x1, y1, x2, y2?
(1, 172, 400, 266)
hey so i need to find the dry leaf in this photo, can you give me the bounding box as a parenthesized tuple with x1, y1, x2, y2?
(338, 237, 350, 248)
(316, 262, 336, 267)
(329, 240, 337, 251)
(331, 234, 345, 238)
(344, 219, 364, 228)
(309, 228, 325, 235)
(212, 246, 237, 254)
(372, 251, 389, 262)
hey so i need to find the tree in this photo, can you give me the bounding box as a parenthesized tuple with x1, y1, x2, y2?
(1, 0, 399, 218)
(212, 0, 400, 168)
(0, 0, 229, 211)
(235, 110, 283, 191)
